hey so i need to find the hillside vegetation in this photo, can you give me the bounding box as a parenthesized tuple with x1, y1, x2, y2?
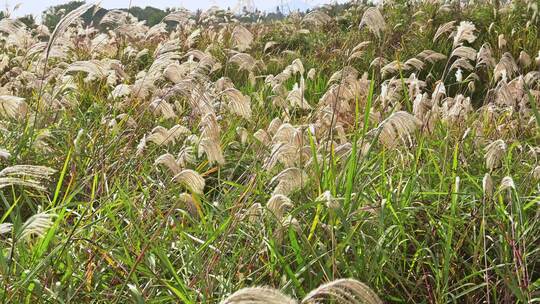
(0, 0, 540, 302)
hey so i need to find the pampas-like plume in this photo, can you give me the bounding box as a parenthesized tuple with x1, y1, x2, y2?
(0, 19, 26, 36)
(484, 139, 506, 170)
(433, 21, 455, 43)
(352, 41, 372, 54)
(413, 93, 431, 120)
(518, 51, 532, 69)
(264, 41, 278, 53)
(359, 7, 386, 39)
(441, 95, 473, 124)
(0, 223, 13, 235)
(147, 125, 190, 146)
(172, 169, 205, 194)
(231, 25, 253, 51)
(301, 278, 383, 304)
(532, 166, 540, 180)
(163, 9, 192, 24)
(348, 41, 371, 61)
(417, 50, 447, 64)
(450, 46, 477, 61)
(494, 52, 518, 82)
(45, 3, 96, 60)
(220, 279, 381, 304)
(109, 84, 132, 99)
(199, 112, 221, 141)
(164, 63, 189, 83)
(465, 72, 479, 84)
(177, 192, 199, 218)
(216, 77, 235, 92)
(524, 71, 540, 87)
(136, 135, 147, 157)
(253, 129, 271, 146)
(221, 287, 296, 304)
(449, 58, 475, 72)
(265, 143, 302, 169)
(302, 10, 332, 26)
(222, 88, 252, 119)
(18, 212, 56, 240)
(404, 58, 425, 71)
(0, 165, 56, 178)
(499, 176, 515, 191)
(272, 123, 299, 144)
(432, 81, 446, 105)
(373, 111, 422, 148)
(185, 29, 201, 48)
(266, 194, 294, 219)
(370, 57, 388, 69)
(0, 165, 56, 191)
(381, 60, 401, 78)
(498, 34, 506, 50)
(100, 9, 136, 26)
(65, 60, 110, 82)
(483, 173, 493, 198)
(228, 53, 258, 72)
(267, 117, 283, 135)
(149, 98, 177, 119)
(494, 78, 522, 107)
(236, 127, 249, 144)
(453, 21, 477, 48)
(177, 147, 196, 167)
(155, 153, 183, 175)
(476, 43, 496, 68)
(199, 138, 226, 165)
(328, 66, 359, 84)
(0, 95, 28, 120)
(290, 59, 305, 75)
(307, 68, 316, 80)
(271, 167, 307, 195)
(0, 148, 10, 160)
(287, 82, 311, 110)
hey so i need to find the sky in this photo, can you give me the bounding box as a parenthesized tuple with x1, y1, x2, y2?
(7, 0, 340, 19)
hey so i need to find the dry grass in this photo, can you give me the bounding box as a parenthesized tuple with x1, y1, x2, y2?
(0, 0, 539, 302)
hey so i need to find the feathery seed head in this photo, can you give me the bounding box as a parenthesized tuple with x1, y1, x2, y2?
(453, 21, 477, 48)
(172, 169, 205, 194)
(359, 7, 386, 39)
(19, 212, 56, 240)
(484, 139, 506, 170)
(483, 173, 494, 198)
(499, 176, 515, 191)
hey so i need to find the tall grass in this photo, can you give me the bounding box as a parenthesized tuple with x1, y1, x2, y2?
(0, 0, 539, 303)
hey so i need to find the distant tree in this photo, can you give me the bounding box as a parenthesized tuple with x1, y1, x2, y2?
(18, 15, 36, 29)
(265, 6, 284, 21)
(40, 2, 173, 32)
(42, 1, 103, 31)
(42, 1, 84, 31)
(127, 6, 167, 26)
(194, 9, 202, 21)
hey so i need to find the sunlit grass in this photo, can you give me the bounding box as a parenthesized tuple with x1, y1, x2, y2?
(0, 0, 539, 303)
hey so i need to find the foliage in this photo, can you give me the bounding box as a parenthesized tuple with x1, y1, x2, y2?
(0, 0, 539, 303)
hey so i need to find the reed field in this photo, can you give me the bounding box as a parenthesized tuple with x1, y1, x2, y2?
(0, 0, 540, 302)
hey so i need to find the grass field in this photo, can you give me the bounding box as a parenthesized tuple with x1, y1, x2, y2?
(1, 0, 540, 302)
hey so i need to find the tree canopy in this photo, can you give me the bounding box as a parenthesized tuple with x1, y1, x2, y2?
(41, 1, 172, 31)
